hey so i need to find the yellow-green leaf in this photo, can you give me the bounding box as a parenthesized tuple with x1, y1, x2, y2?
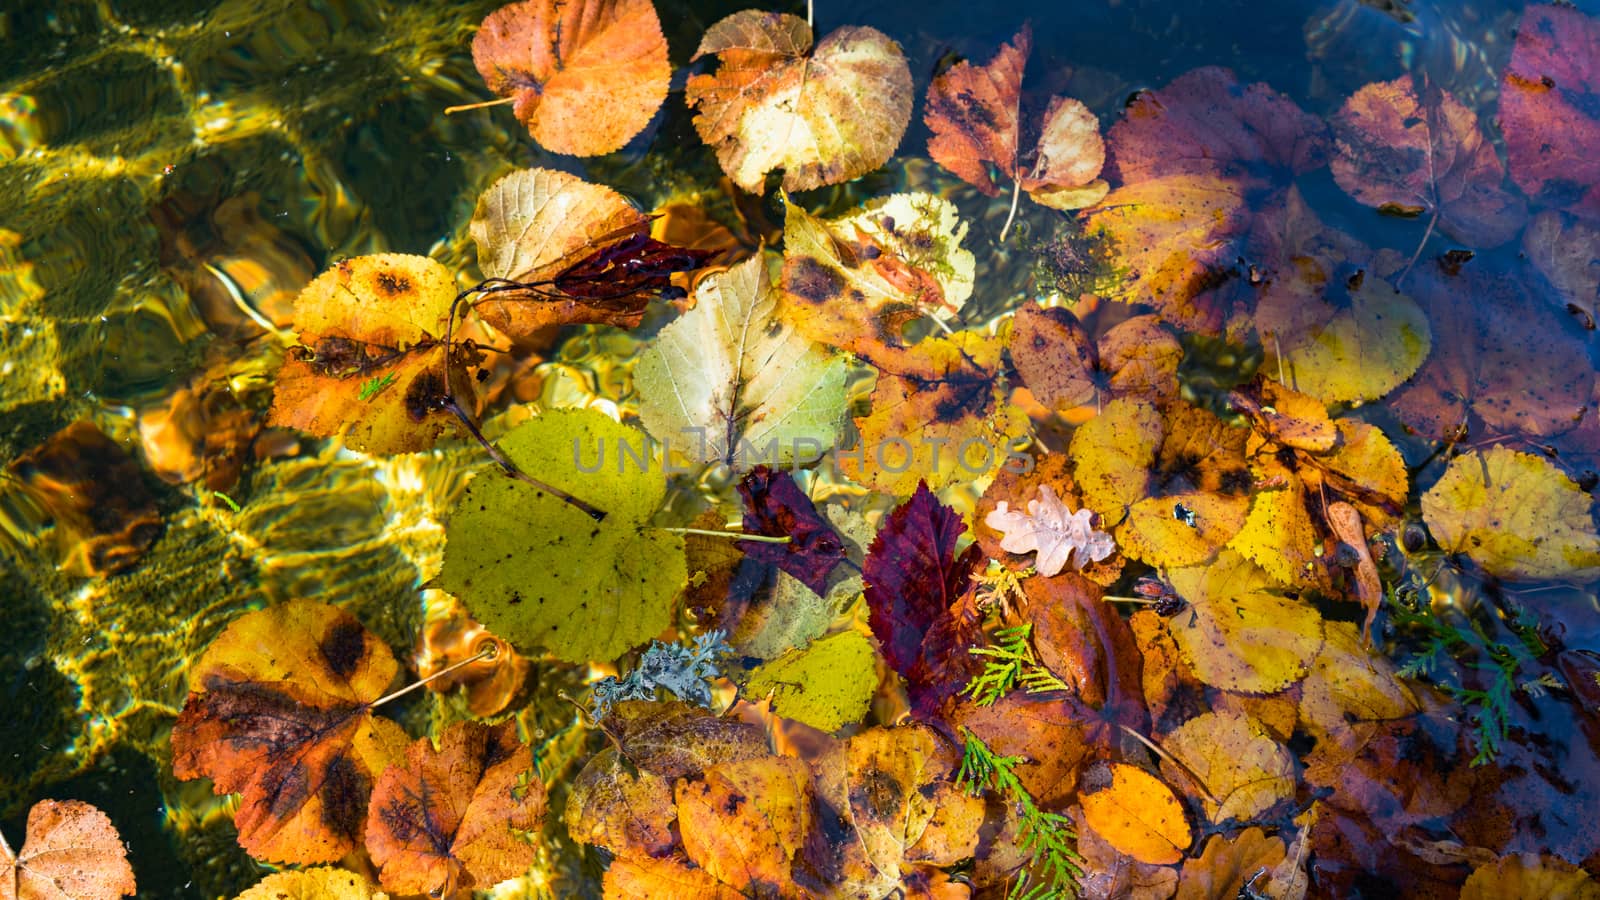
(746, 630, 878, 732)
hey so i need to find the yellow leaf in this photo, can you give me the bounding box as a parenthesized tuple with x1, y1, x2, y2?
(1160, 711, 1295, 823)
(1166, 550, 1325, 694)
(746, 630, 878, 732)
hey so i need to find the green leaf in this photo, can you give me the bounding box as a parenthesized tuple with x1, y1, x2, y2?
(437, 408, 686, 663)
(745, 630, 877, 732)
(634, 254, 849, 470)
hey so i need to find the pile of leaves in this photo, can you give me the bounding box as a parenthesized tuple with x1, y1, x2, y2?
(151, 1, 1600, 897)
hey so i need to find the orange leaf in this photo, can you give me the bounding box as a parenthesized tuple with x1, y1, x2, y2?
(267, 254, 474, 454)
(1079, 761, 1192, 866)
(366, 720, 545, 896)
(171, 600, 409, 864)
(675, 755, 813, 895)
(1011, 306, 1181, 413)
(472, 0, 669, 156)
(603, 856, 747, 899)
(0, 800, 136, 900)
(564, 748, 678, 860)
(686, 11, 912, 193)
(1175, 827, 1286, 900)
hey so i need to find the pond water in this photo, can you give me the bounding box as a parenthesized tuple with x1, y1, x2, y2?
(4, 0, 1600, 897)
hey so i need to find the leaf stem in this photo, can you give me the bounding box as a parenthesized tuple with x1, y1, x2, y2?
(444, 96, 515, 115)
(370, 642, 499, 710)
(659, 526, 791, 544)
(442, 399, 609, 522)
(999, 177, 1023, 243)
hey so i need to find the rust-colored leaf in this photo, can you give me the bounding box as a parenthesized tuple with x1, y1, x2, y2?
(472, 0, 670, 155)
(0, 800, 136, 900)
(676, 755, 813, 895)
(604, 700, 770, 778)
(1011, 306, 1181, 412)
(171, 600, 409, 864)
(1174, 827, 1286, 900)
(1079, 762, 1192, 866)
(603, 856, 747, 899)
(565, 747, 678, 860)
(1500, 4, 1600, 217)
(365, 721, 545, 896)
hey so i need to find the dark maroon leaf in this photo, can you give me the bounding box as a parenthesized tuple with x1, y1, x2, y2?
(553, 231, 716, 301)
(864, 481, 985, 717)
(736, 467, 846, 595)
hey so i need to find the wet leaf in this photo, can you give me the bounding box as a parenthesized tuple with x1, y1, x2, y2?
(472, 0, 670, 155)
(1500, 4, 1600, 217)
(365, 721, 544, 896)
(1072, 804, 1180, 900)
(842, 725, 964, 879)
(1174, 828, 1286, 900)
(735, 467, 847, 594)
(842, 332, 1029, 495)
(233, 867, 388, 900)
(1524, 210, 1600, 322)
(1460, 853, 1600, 899)
(635, 254, 850, 469)
(1159, 711, 1294, 823)
(1079, 762, 1192, 866)
(436, 408, 687, 663)
(1297, 621, 1419, 761)
(973, 454, 1126, 588)
(0, 800, 136, 900)
(267, 254, 473, 454)
(603, 856, 747, 899)
(685, 11, 912, 193)
(676, 755, 813, 894)
(1010, 307, 1182, 412)
(1331, 76, 1525, 247)
(606, 700, 769, 778)
(171, 601, 409, 864)
(1421, 446, 1600, 580)
(745, 630, 877, 733)
(564, 747, 677, 860)
(780, 192, 975, 367)
(1229, 378, 1337, 454)
(984, 484, 1115, 577)
(1164, 550, 1325, 694)
(864, 482, 985, 716)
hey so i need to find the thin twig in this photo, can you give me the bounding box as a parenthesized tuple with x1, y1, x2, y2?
(1118, 723, 1222, 808)
(660, 526, 791, 544)
(999, 178, 1023, 243)
(371, 643, 498, 709)
(444, 96, 515, 115)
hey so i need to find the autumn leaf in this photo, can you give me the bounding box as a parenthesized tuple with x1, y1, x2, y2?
(564, 747, 677, 860)
(1331, 76, 1525, 247)
(1500, 4, 1600, 217)
(1010, 306, 1181, 413)
(840, 725, 967, 879)
(436, 408, 687, 663)
(1460, 853, 1600, 899)
(864, 482, 985, 716)
(685, 11, 912, 193)
(1160, 711, 1294, 823)
(267, 254, 475, 454)
(1175, 828, 1287, 900)
(634, 254, 850, 469)
(1297, 621, 1419, 761)
(1524, 210, 1600, 323)
(171, 600, 409, 864)
(0, 800, 136, 900)
(1164, 550, 1325, 694)
(735, 467, 847, 595)
(1421, 445, 1600, 580)
(604, 700, 769, 778)
(745, 630, 878, 733)
(780, 192, 975, 368)
(365, 721, 544, 896)
(676, 755, 813, 894)
(233, 867, 388, 900)
(471, 0, 669, 156)
(1071, 804, 1179, 900)
(984, 484, 1115, 577)
(952, 692, 1095, 808)
(603, 856, 747, 899)
(973, 454, 1126, 588)
(1078, 762, 1192, 866)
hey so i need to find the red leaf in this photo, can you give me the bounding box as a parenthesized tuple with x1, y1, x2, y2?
(1500, 4, 1600, 218)
(736, 467, 846, 595)
(864, 481, 984, 716)
(553, 231, 716, 301)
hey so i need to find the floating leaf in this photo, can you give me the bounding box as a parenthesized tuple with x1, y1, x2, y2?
(234, 867, 388, 900)
(864, 482, 985, 716)
(171, 601, 409, 864)
(1165, 550, 1325, 694)
(843, 725, 964, 878)
(1500, 4, 1600, 216)
(736, 467, 847, 594)
(1421, 446, 1600, 581)
(565, 748, 678, 860)
(1524, 210, 1600, 323)
(603, 857, 747, 899)
(365, 721, 544, 897)
(685, 11, 912, 193)
(974, 454, 1126, 588)
(780, 192, 975, 367)
(745, 629, 877, 732)
(1175, 828, 1287, 900)
(984, 484, 1115, 577)
(471, 0, 670, 155)
(0, 800, 136, 900)
(1331, 76, 1525, 247)
(1297, 621, 1419, 760)
(267, 255, 473, 454)
(675, 755, 813, 893)
(1460, 853, 1600, 899)
(635, 254, 850, 469)
(1160, 711, 1294, 823)
(605, 701, 769, 778)
(1078, 762, 1192, 866)
(436, 408, 687, 663)
(1010, 306, 1181, 412)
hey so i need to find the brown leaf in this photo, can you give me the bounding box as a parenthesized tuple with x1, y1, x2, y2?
(565, 747, 678, 860)
(1011, 306, 1181, 413)
(1174, 827, 1285, 900)
(676, 755, 813, 895)
(472, 0, 670, 155)
(606, 700, 771, 778)
(0, 800, 136, 900)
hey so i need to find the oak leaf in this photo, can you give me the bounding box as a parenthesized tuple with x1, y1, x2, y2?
(472, 0, 670, 156)
(1078, 762, 1192, 866)
(736, 466, 847, 594)
(1010, 306, 1181, 413)
(171, 600, 409, 864)
(1331, 76, 1525, 247)
(1500, 4, 1600, 217)
(685, 11, 912, 193)
(984, 484, 1115, 577)
(0, 800, 136, 900)
(634, 254, 850, 469)
(365, 721, 545, 896)
(973, 454, 1126, 588)
(676, 755, 813, 895)
(267, 254, 474, 454)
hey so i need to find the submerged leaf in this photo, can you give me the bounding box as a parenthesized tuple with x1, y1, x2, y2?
(1165, 551, 1325, 694)
(685, 11, 912, 193)
(736, 467, 847, 594)
(0, 800, 136, 900)
(1078, 762, 1192, 866)
(437, 408, 687, 663)
(1160, 712, 1294, 823)
(472, 0, 670, 155)
(634, 254, 850, 469)
(1500, 4, 1600, 216)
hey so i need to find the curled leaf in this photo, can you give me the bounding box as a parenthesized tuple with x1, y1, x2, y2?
(736, 467, 847, 595)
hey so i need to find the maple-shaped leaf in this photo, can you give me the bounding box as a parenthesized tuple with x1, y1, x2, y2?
(366, 720, 545, 896)
(469, 168, 709, 338)
(924, 25, 1108, 228)
(0, 800, 136, 900)
(864, 482, 985, 716)
(634, 254, 850, 469)
(684, 11, 912, 193)
(781, 192, 975, 369)
(171, 600, 409, 864)
(736, 466, 846, 594)
(1010, 306, 1182, 413)
(267, 254, 477, 454)
(1500, 4, 1600, 217)
(1331, 76, 1526, 247)
(984, 484, 1114, 577)
(471, 0, 670, 156)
